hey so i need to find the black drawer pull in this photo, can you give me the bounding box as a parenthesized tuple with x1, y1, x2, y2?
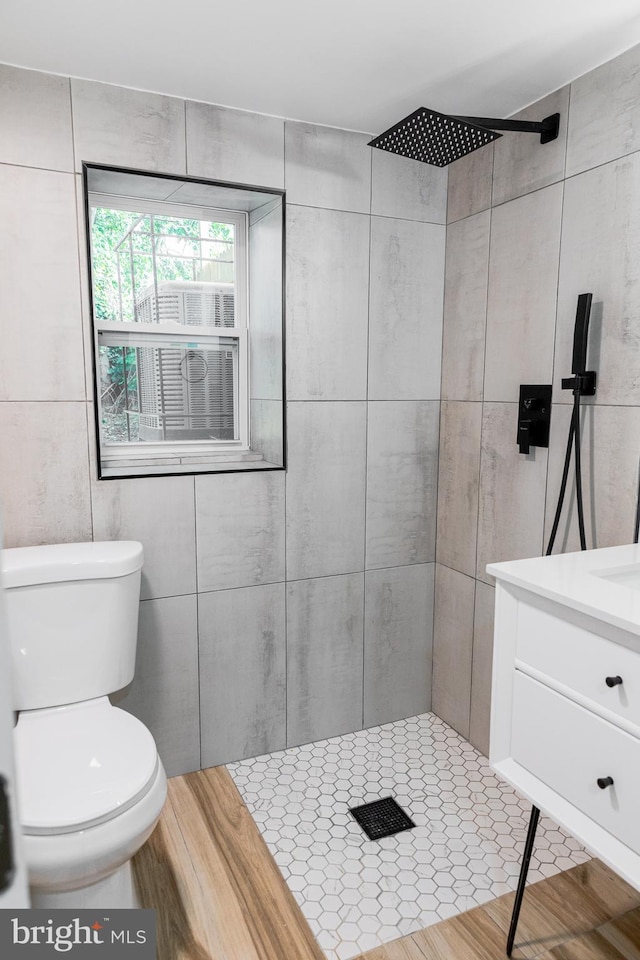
(605, 676, 623, 687)
(597, 776, 614, 789)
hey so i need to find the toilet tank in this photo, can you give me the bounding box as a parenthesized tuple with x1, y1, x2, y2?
(1, 541, 143, 711)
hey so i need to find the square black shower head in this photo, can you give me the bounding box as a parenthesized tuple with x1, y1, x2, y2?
(368, 106, 502, 167)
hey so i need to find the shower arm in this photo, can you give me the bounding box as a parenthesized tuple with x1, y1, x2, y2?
(452, 112, 560, 143)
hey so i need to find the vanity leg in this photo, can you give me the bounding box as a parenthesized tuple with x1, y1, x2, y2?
(506, 805, 540, 957)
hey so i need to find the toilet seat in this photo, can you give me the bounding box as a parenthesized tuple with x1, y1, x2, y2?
(15, 697, 159, 836)
(23, 761, 167, 896)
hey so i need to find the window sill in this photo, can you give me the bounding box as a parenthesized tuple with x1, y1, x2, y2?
(100, 451, 284, 479)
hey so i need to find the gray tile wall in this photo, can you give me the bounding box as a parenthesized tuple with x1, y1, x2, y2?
(0, 64, 446, 776)
(364, 564, 435, 727)
(435, 40, 640, 757)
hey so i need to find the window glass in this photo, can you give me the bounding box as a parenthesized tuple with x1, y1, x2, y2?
(98, 339, 239, 444)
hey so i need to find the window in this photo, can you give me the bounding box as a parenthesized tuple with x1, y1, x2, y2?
(84, 165, 285, 479)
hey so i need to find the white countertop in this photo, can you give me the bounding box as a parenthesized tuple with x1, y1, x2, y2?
(487, 544, 640, 637)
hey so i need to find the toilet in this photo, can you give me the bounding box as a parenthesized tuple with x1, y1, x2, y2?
(1, 540, 167, 909)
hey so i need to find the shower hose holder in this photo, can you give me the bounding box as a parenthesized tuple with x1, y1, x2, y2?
(561, 371, 596, 396)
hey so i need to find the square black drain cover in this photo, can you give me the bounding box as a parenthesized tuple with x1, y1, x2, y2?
(349, 796, 415, 840)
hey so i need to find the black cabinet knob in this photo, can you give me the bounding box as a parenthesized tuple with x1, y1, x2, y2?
(605, 676, 623, 687)
(597, 776, 614, 789)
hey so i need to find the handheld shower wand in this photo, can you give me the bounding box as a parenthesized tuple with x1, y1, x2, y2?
(546, 293, 596, 555)
(570, 292, 594, 380)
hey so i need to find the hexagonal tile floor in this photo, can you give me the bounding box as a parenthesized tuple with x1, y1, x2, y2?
(227, 712, 589, 960)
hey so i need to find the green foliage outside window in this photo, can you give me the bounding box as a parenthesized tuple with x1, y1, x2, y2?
(91, 208, 233, 322)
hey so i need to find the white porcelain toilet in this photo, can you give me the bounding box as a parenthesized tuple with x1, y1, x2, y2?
(1, 540, 167, 909)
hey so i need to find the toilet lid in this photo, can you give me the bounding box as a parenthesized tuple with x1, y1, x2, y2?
(15, 698, 159, 835)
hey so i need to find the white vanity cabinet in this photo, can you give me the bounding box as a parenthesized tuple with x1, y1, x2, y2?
(488, 544, 640, 892)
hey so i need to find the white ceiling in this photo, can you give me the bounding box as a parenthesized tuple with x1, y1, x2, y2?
(1, 0, 640, 135)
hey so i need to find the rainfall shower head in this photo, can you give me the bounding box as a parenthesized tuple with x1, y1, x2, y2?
(368, 107, 560, 167)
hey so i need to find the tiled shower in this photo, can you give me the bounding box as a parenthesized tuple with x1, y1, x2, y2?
(228, 714, 588, 959)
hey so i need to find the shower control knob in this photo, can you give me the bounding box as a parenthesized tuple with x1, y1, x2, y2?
(597, 777, 614, 790)
(605, 676, 623, 687)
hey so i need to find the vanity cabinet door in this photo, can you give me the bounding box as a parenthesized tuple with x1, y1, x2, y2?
(512, 671, 640, 855)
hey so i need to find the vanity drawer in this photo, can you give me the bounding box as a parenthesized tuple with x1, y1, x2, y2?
(512, 671, 640, 854)
(516, 601, 640, 730)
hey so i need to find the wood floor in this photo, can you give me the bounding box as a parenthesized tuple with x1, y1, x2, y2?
(133, 767, 640, 960)
(355, 859, 640, 960)
(133, 767, 325, 960)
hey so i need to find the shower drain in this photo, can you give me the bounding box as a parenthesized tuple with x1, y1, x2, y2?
(348, 796, 415, 841)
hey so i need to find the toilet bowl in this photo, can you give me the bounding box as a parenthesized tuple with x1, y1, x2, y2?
(2, 541, 167, 908)
(16, 698, 167, 908)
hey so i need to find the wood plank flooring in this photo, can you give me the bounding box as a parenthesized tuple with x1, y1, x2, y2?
(133, 767, 640, 960)
(356, 861, 640, 960)
(133, 767, 325, 960)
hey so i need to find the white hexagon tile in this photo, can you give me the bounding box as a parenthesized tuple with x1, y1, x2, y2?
(227, 713, 589, 960)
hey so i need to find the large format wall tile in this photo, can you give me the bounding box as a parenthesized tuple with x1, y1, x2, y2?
(476, 403, 547, 583)
(0, 165, 84, 401)
(484, 183, 563, 401)
(249, 204, 284, 402)
(286, 402, 366, 580)
(75, 174, 99, 402)
(196, 472, 285, 591)
(92, 476, 197, 600)
(368, 218, 445, 400)
(199, 583, 286, 767)
(287, 574, 364, 746)
(250, 399, 284, 466)
(446, 143, 494, 224)
(436, 401, 482, 577)
(567, 44, 640, 177)
(469, 580, 495, 758)
(366, 401, 439, 569)
(364, 564, 434, 726)
(71, 79, 186, 174)
(284, 122, 371, 213)
(441, 210, 490, 402)
(114, 595, 200, 778)
(0, 65, 73, 171)
(432, 564, 474, 739)
(286, 206, 369, 401)
(0, 402, 91, 548)
(186, 102, 284, 188)
(544, 404, 640, 554)
(371, 149, 447, 224)
(491, 86, 569, 206)
(554, 154, 640, 406)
